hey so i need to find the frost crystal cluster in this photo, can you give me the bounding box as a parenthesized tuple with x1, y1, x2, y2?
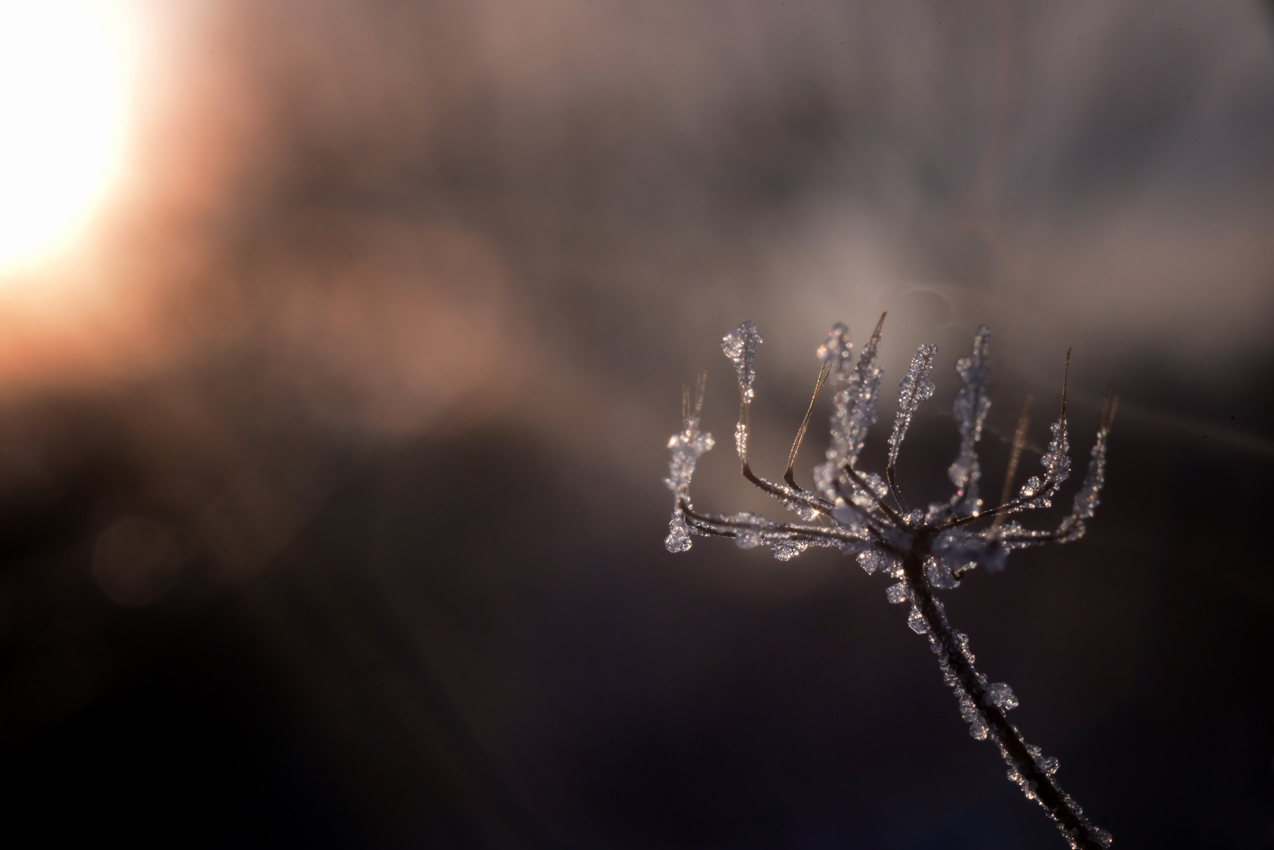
(664, 316, 1117, 850)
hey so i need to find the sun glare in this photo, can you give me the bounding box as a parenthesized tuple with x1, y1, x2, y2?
(0, 0, 139, 271)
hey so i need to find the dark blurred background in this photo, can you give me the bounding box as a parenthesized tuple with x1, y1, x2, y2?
(0, 1, 1271, 847)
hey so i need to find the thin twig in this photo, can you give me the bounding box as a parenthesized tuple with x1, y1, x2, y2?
(785, 360, 831, 488)
(990, 394, 1033, 533)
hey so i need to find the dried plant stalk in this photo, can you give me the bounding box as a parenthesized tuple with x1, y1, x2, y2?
(664, 317, 1116, 849)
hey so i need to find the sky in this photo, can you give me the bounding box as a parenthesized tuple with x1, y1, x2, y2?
(0, 2, 1271, 848)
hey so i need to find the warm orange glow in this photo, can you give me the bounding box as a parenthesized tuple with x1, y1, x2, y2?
(0, 0, 139, 270)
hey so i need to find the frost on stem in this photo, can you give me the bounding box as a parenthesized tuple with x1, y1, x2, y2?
(886, 344, 937, 507)
(888, 343, 938, 471)
(663, 377, 714, 553)
(723, 321, 764, 466)
(663, 317, 1116, 850)
(948, 326, 992, 515)
(722, 321, 763, 403)
(814, 315, 884, 500)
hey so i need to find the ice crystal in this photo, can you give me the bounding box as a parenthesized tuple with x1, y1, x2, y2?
(722, 321, 763, 402)
(888, 344, 938, 470)
(663, 381, 715, 553)
(664, 510, 692, 553)
(814, 315, 884, 498)
(924, 557, 960, 590)
(849, 471, 888, 508)
(770, 538, 810, 561)
(960, 694, 990, 740)
(663, 316, 1117, 849)
(733, 421, 748, 463)
(948, 326, 992, 514)
(1020, 408, 1071, 510)
(986, 682, 1019, 711)
(665, 416, 713, 500)
(817, 322, 854, 375)
(1056, 395, 1116, 543)
(731, 512, 773, 549)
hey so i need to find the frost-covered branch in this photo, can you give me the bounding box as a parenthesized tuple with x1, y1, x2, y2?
(947, 325, 992, 516)
(886, 343, 937, 510)
(663, 318, 1116, 850)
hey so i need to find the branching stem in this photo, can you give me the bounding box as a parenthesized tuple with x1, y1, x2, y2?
(902, 541, 1109, 849)
(665, 320, 1115, 848)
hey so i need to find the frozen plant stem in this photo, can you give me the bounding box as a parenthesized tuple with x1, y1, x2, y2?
(664, 317, 1117, 849)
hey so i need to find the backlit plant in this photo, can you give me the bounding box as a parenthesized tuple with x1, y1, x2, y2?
(664, 316, 1116, 849)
